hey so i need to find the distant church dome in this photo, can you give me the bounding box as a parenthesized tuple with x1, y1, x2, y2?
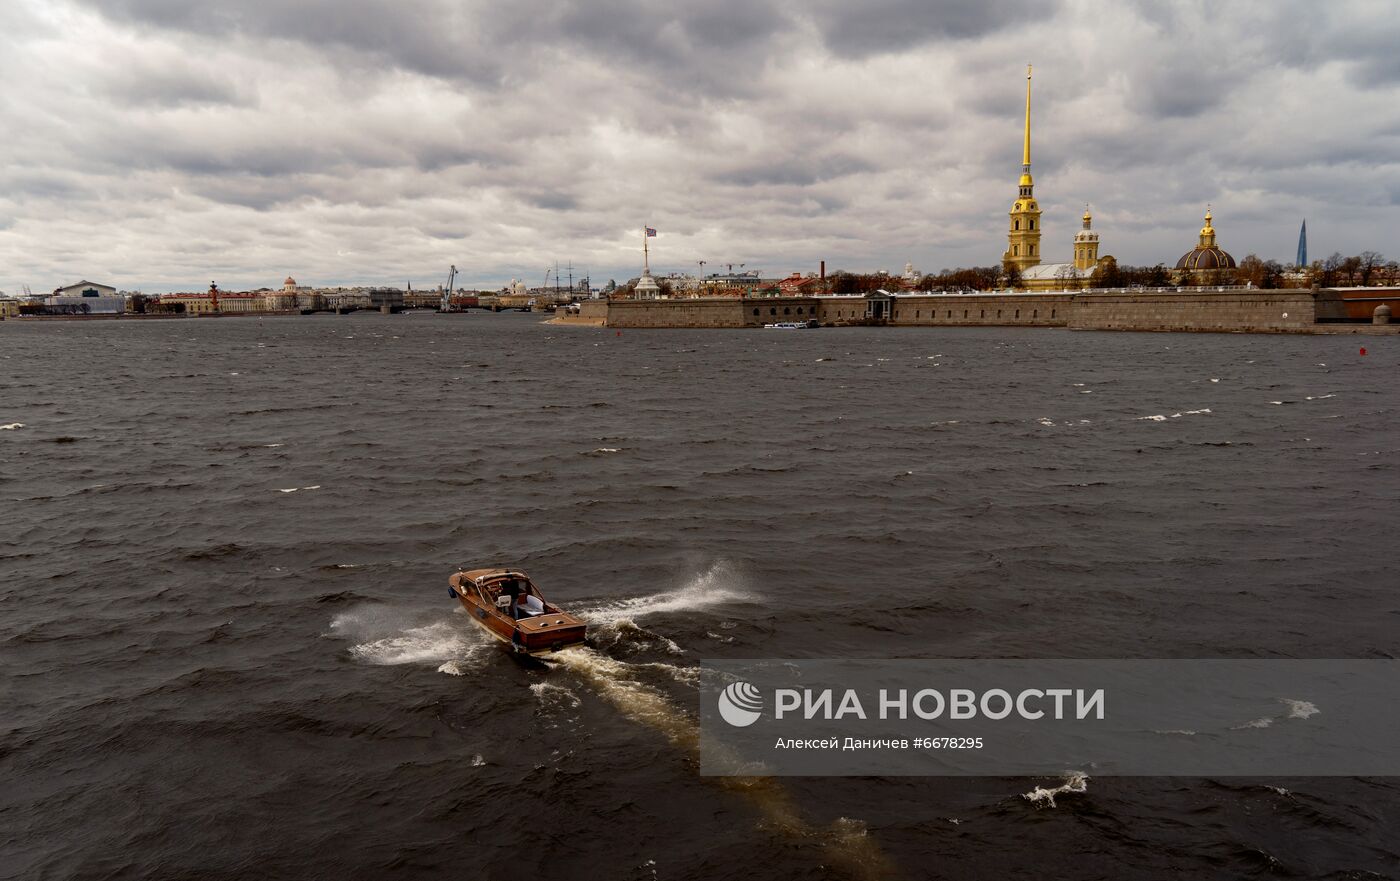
(1175, 208, 1236, 271)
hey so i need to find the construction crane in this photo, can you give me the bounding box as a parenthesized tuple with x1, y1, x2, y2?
(440, 265, 456, 312)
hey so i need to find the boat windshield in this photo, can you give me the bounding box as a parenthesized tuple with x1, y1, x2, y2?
(481, 577, 546, 615)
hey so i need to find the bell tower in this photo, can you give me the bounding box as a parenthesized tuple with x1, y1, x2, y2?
(1003, 64, 1041, 272)
(1074, 205, 1099, 270)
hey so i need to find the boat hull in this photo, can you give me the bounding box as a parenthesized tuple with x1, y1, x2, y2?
(450, 568, 587, 656)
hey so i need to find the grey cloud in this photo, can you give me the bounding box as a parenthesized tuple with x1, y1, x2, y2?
(3, 0, 1399, 292)
(101, 62, 252, 109)
(712, 155, 875, 187)
(805, 0, 1063, 58)
(524, 191, 580, 211)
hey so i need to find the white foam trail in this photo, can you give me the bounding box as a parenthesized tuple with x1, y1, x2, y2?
(551, 647, 890, 877)
(1232, 717, 1274, 730)
(1022, 771, 1089, 808)
(577, 562, 751, 627)
(1283, 699, 1319, 719)
(330, 606, 488, 667)
(594, 617, 687, 654)
(530, 681, 582, 709)
(1138, 415, 1168, 422)
(0, 423, 23, 430)
(277, 485, 321, 493)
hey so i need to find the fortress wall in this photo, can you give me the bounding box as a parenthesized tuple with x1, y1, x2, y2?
(575, 301, 609, 324)
(739, 298, 823, 326)
(602, 298, 748, 328)
(1067, 290, 1321, 333)
(605, 297, 824, 328)
(887, 294, 1074, 326)
(589, 290, 1355, 333)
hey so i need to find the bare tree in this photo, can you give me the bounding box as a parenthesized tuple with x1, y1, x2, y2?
(1358, 251, 1384, 286)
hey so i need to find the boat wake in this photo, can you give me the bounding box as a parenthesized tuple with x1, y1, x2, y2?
(329, 605, 489, 668)
(574, 560, 752, 627)
(1022, 771, 1090, 808)
(553, 647, 891, 878)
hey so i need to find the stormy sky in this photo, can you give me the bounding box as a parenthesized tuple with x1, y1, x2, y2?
(1, 0, 1397, 293)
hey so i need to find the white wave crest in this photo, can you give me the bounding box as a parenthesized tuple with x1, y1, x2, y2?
(330, 606, 487, 667)
(1022, 771, 1089, 808)
(1232, 717, 1273, 730)
(0, 423, 24, 430)
(531, 681, 582, 709)
(1283, 698, 1319, 719)
(577, 562, 750, 627)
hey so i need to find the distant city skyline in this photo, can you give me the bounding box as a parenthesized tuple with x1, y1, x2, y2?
(2, 0, 1398, 294)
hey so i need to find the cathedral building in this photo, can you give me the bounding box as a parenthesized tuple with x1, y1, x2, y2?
(1174, 207, 1236, 283)
(1000, 66, 1113, 291)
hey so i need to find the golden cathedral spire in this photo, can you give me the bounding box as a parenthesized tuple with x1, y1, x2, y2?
(1004, 63, 1042, 272)
(1022, 64, 1033, 179)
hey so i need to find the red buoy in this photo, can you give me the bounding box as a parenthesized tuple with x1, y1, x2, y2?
(1360, 347, 1367, 356)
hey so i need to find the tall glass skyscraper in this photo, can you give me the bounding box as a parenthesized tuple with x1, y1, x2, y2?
(1297, 220, 1307, 268)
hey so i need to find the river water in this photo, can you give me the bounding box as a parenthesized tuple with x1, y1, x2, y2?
(2, 313, 1396, 880)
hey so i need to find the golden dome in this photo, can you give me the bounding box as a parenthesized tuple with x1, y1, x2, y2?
(1177, 207, 1235, 270)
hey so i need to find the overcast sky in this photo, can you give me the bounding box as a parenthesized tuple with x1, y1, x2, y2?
(2, 0, 1397, 293)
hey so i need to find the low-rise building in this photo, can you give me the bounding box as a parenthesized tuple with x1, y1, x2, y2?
(54, 280, 117, 298)
(46, 279, 125, 313)
(216, 291, 265, 313)
(777, 272, 825, 296)
(160, 290, 217, 314)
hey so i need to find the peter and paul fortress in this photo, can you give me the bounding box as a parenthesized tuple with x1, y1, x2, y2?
(558, 64, 1399, 332)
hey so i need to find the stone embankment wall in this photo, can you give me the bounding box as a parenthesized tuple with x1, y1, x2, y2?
(576, 289, 1400, 334)
(604, 297, 820, 328)
(877, 294, 1073, 327)
(1067, 290, 1320, 332)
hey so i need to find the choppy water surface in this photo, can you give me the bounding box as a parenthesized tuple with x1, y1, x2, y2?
(2, 314, 1397, 880)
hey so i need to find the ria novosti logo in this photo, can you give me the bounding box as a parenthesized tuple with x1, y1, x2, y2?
(717, 680, 764, 727)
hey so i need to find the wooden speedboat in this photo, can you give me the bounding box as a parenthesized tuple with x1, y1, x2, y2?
(448, 567, 587, 656)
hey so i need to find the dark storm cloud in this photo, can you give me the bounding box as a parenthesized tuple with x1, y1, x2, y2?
(76, 0, 797, 95)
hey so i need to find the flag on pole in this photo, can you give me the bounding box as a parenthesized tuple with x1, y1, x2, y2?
(645, 227, 657, 237)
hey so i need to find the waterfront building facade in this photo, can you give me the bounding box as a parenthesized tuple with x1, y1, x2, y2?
(45, 279, 125, 313)
(159, 291, 217, 314)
